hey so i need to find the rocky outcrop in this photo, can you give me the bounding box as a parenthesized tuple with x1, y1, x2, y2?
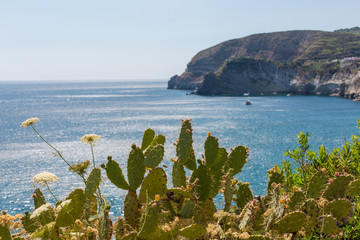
(168, 29, 360, 100)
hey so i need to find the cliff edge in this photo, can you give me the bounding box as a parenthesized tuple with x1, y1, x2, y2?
(168, 28, 360, 100)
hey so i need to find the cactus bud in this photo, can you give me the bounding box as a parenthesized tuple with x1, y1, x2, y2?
(155, 194, 160, 202)
(219, 189, 224, 193)
(329, 179, 333, 184)
(321, 168, 326, 172)
(186, 129, 191, 133)
(131, 144, 136, 149)
(279, 199, 285, 204)
(208, 132, 211, 137)
(170, 158, 177, 162)
(245, 159, 248, 163)
(282, 204, 287, 208)
(293, 186, 297, 191)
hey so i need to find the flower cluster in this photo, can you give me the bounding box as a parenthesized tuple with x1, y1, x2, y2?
(30, 172, 59, 186)
(81, 134, 102, 145)
(20, 117, 40, 128)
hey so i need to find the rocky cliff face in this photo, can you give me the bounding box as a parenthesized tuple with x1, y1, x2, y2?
(168, 29, 360, 100)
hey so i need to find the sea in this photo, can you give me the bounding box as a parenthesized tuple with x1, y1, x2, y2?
(0, 80, 359, 217)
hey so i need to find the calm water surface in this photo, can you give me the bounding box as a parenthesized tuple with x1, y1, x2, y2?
(0, 80, 359, 216)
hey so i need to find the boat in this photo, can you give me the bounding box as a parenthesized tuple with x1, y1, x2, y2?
(287, 93, 291, 96)
(245, 100, 252, 105)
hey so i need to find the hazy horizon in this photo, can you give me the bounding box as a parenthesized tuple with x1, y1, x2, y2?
(1, 0, 360, 81)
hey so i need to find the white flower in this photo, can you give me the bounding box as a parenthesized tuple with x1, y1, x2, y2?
(30, 203, 53, 219)
(81, 134, 101, 145)
(20, 117, 40, 128)
(56, 199, 72, 213)
(30, 172, 59, 186)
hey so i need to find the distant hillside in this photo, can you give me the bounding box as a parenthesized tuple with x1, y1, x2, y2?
(168, 28, 360, 100)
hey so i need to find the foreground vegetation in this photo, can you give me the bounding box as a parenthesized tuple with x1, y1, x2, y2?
(1, 118, 360, 239)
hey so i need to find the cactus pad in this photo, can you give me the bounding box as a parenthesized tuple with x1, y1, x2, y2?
(306, 171, 327, 199)
(274, 211, 306, 233)
(227, 146, 247, 176)
(144, 144, 164, 169)
(139, 168, 167, 204)
(85, 167, 101, 197)
(172, 161, 186, 188)
(65, 188, 85, 222)
(235, 182, 253, 210)
(301, 199, 319, 233)
(288, 190, 305, 210)
(33, 188, 46, 209)
(141, 128, 155, 151)
(127, 145, 146, 190)
(137, 203, 161, 239)
(124, 190, 140, 228)
(183, 146, 197, 171)
(345, 179, 360, 197)
(195, 164, 211, 202)
(176, 119, 193, 165)
(322, 175, 353, 200)
(320, 215, 340, 235)
(204, 135, 219, 168)
(22, 211, 40, 233)
(103, 156, 129, 190)
(324, 199, 352, 220)
(179, 224, 206, 238)
(178, 198, 196, 218)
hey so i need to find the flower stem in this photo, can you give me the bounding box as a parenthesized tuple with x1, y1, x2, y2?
(90, 143, 96, 168)
(31, 125, 86, 183)
(45, 182, 58, 202)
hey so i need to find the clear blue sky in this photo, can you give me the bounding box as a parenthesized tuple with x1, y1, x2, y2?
(0, 0, 359, 81)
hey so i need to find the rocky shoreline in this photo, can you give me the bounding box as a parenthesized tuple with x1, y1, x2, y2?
(168, 30, 360, 101)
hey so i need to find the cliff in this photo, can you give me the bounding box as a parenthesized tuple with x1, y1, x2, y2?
(168, 28, 360, 100)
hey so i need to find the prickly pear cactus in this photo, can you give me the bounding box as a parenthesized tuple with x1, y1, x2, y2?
(322, 175, 353, 200)
(193, 163, 211, 202)
(179, 224, 206, 239)
(320, 215, 340, 235)
(227, 146, 247, 176)
(306, 171, 327, 199)
(324, 198, 353, 220)
(141, 128, 155, 151)
(124, 190, 140, 228)
(234, 181, 253, 210)
(144, 144, 164, 168)
(85, 167, 101, 197)
(274, 211, 306, 233)
(345, 179, 360, 197)
(22, 211, 40, 233)
(288, 190, 305, 210)
(204, 135, 219, 168)
(33, 188, 46, 209)
(102, 156, 129, 190)
(301, 199, 319, 233)
(195, 198, 217, 224)
(127, 144, 146, 190)
(267, 167, 284, 194)
(176, 119, 193, 165)
(178, 198, 196, 218)
(183, 146, 197, 171)
(137, 202, 161, 239)
(172, 161, 186, 188)
(139, 168, 167, 204)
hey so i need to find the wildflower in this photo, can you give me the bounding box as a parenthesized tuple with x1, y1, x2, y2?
(20, 117, 40, 128)
(30, 203, 53, 220)
(75, 219, 83, 229)
(30, 172, 59, 186)
(0, 212, 14, 227)
(56, 199, 72, 213)
(81, 134, 101, 145)
(87, 226, 98, 235)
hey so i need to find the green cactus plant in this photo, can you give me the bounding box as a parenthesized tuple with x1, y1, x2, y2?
(141, 128, 155, 151)
(33, 188, 46, 209)
(139, 168, 167, 204)
(345, 178, 360, 197)
(234, 181, 253, 211)
(320, 215, 340, 236)
(306, 171, 327, 199)
(102, 156, 129, 190)
(322, 175, 353, 200)
(127, 144, 146, 190)
(144, 144, 164, 169)
(204, 134, 219, 168)
(137, 202, 161, 239)
(176, 119, 193, 165)
(324, 198, 353, 221)
(179, 223, 206, 239)
(274, 211, 307, 233)
(85, 167, 101, 198)
(124, 190, 140, 229)
(288, 190, 305, 210)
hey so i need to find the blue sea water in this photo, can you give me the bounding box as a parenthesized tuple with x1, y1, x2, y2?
(0, 80, 359, 217)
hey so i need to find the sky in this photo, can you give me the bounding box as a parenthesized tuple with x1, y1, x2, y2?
(0, 0, 360, 81)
